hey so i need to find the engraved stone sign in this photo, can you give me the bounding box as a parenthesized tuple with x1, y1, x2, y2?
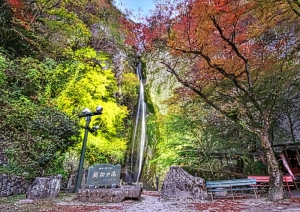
(86, 164, 121, 188)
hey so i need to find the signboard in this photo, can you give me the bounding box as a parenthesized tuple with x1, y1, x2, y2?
(86, 164, 121, 188)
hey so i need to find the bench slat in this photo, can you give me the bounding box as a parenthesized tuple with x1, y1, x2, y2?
(247, 175, 294, 197)
(248, 175, 294, 183)
(205, 178, 257, 200)
(206, 182, 255, 188)
(206, 179, 256, 188)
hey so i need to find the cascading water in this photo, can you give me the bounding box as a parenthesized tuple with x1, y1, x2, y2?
(125, 62, 147, 184)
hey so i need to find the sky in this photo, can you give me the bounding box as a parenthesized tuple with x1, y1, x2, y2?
(113, 0, 156, 22)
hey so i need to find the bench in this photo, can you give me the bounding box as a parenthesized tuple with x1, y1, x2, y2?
(248, 175, 294, 197)
(205, 178, 257, 200)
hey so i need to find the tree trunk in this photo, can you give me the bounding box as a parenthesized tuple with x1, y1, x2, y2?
(260, 126, 283, 201)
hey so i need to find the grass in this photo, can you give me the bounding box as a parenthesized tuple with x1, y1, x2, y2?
(0, 194, 26, 205)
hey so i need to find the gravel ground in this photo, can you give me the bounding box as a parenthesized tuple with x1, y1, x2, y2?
(39, 191, 300, 211)
(120, 191, 300, 212)
(2, 190, 300, 212)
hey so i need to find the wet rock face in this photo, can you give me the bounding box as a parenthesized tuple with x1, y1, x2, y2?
(160, 166, 208, 200)
(78, 185, 142, 203)
(26, 175, 62, 199)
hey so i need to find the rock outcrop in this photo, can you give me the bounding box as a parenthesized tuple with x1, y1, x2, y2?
(26, 175, 62, 199)
(160, 166, 208, 200)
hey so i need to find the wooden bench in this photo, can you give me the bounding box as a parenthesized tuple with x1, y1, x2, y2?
(248, 175, 294, 197)
(206, 178, 257, 200)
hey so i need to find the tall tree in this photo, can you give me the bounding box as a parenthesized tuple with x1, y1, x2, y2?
(142, 0, 300, 201)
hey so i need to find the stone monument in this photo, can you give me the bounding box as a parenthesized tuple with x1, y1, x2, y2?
(86, 164, 121, 188)
(77, 164, 142, 203)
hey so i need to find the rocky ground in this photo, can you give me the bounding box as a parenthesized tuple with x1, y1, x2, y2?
(1, 191, 300, 212)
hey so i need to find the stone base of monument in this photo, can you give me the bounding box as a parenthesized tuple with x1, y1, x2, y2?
(77, 185, 142, 203)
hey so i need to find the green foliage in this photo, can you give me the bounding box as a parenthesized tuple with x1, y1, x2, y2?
(4, 57, 58, 102)
(0, 53, 8, 87)
(84, 135, 127, 165)
(246, 161, 268, 175)
(30, 107, 80, 154)
(0, 100, 37, 175)
(120, 73, 139, 104)
(55, 47, 128, 133)
(45, 152, 70, 177)
(2, 106, 80, 176)
(149, 92, 259, 179)
(50, 47, 129, 167)
(43, 7, 91, 50)
(23, 0, 93, 56)
(0, 98, 36, 136)
(0, 0, 13, 27)
(0, 0, 135, 179)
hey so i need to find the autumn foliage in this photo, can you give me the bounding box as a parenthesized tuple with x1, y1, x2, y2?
(7, 0, 33, 26)
(129, 0, 300, 201)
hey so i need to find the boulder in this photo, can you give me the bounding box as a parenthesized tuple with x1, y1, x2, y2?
(26, 175, 62, 199)
(160, 166, 208, 200)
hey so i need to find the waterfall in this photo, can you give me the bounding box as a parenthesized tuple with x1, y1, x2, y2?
(125, 62, 147, 183)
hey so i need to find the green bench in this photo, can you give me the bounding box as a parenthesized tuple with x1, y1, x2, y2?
(206, 178, 257, 200)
